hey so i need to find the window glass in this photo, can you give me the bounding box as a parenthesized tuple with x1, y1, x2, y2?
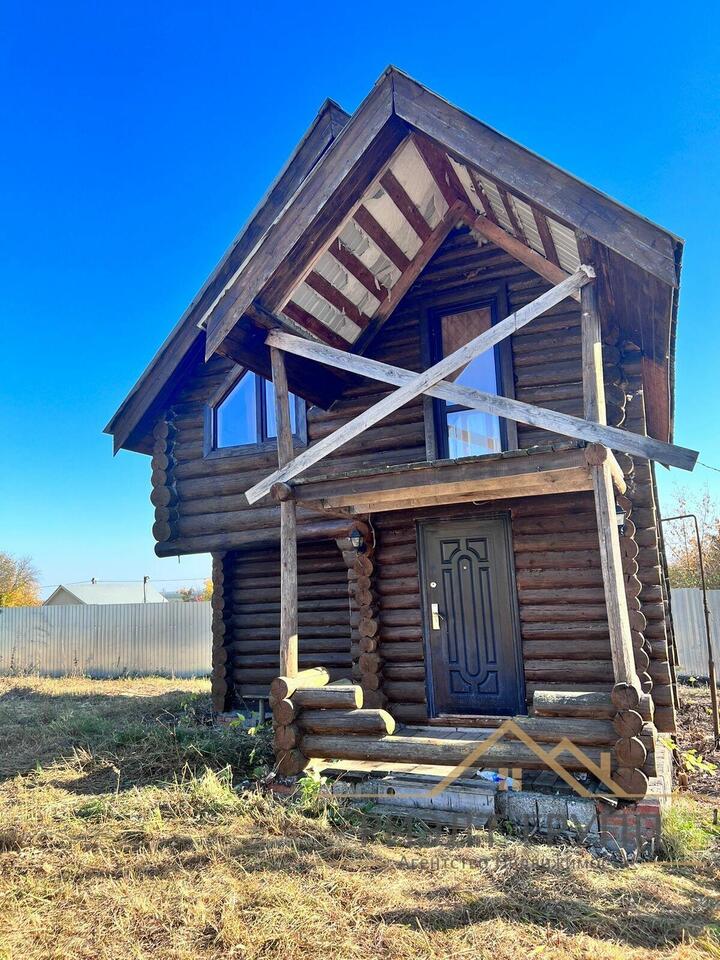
(440, 307, 502, 458)
(214, 371, 299, 449)
(216, 372, 257, 448)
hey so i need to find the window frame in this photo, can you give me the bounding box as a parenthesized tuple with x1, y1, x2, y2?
(422, 284, 518, 461)
(203, 366, 307, 460)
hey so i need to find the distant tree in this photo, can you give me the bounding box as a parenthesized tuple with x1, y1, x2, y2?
(178, 586, 196, 602)
(0, 553, 41, 606)
(200, 579, 213, 601)
(664, 487, 720, 589)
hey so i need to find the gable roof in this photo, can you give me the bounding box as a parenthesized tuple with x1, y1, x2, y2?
(107, 67, 683, 452)
(105, 98, 351, 454)
(44, 582, 168, 605)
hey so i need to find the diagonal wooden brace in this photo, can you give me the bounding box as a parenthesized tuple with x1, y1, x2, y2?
(262, 334, 698, 473)
(245, 267, 595, 504)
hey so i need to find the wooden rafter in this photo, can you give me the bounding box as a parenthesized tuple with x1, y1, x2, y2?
(378, 169, 432, 241)
(264, 329, 698, 471)
(244, 268, 594, 504)
(353, 205, 411, 272)
(304, 270, 368, 329)
(497, 185, 525, 240)
(411, 134, 465, 207)
(366, 200, 466, 331)
(459, 205, 577, 297)
(468, 168, 499, 224)
(330, 238, 389, 302)
(282, 301, 349, 350)
(533, 209, 561, 267)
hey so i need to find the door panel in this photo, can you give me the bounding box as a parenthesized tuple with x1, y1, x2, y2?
(419, 516, 524, 717)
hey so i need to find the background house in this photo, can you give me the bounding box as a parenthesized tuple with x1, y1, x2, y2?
(44, 581, 167, 605)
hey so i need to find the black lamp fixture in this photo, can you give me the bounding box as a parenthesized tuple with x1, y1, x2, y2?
(615, 503, 626, 536)
(349, 527, 366, 553)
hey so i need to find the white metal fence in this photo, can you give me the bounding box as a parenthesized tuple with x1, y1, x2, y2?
(671, 588, 720, 678)
(0, 591, 717, 681)
(0, 602, 212, 678)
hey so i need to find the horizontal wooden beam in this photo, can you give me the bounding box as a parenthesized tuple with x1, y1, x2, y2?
(459, 206, 577, 297)
(325, 468, 593, 515)
(245, 268, 594, 504)
(264, 330, 698, 471)
(293, 447, 591, 504)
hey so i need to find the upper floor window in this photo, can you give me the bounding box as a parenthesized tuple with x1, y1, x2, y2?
(432, 303, 513, 459)
(212, 369, 302, 451)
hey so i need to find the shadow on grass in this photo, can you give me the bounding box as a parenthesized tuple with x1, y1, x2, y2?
(0, 684, 272, 789)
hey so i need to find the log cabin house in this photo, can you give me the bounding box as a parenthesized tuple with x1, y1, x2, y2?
(106, 68, 698, 800)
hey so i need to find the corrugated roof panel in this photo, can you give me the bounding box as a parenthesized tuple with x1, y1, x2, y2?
(548, 219, 580, 272)
(390, 139, 448, 228)
(447, 157, 482, 212)
(475, 175, 514, 233)
(363, 185, 423, 259)
(509, 196, 545, 255)
(291, 283, 363, 342)
(314, 251, 380, 317)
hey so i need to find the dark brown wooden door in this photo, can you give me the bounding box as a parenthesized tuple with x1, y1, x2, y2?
(418, 516, 524, 717)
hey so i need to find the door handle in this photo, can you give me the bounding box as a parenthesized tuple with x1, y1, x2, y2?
(430, 602, 443, 630)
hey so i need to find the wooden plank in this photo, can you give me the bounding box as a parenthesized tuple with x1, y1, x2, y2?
(460, 206, 576, 296)
(270, 347, 298, 678)
(330, 237, 389, 301)
(264, 331, 698, 470)
(581, 282, 637, 688)
(581, 280, 606, 423)
(393, 72, 679, 288)
(245, 268, 594, 503)
(353, 204, 411, 271)
(296, 449, 589, 502)
(379, 169, 432, 240)
(336, 469, 592, 514)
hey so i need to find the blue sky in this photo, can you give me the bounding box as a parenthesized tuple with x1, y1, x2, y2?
(1, 1, 719, 593)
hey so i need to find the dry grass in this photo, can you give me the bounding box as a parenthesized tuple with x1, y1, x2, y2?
(0, 677, 719, 959)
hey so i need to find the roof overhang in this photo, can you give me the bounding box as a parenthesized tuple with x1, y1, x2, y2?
(105, 98, 351, 454)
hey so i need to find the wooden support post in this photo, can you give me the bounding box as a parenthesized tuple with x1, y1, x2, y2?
(581, 280, 637, 689)
(270, 346, 298, 679)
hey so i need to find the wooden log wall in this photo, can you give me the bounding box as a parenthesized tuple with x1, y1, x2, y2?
(224, 540, 352, 705)
(616, 344, 678, 732)
(336, 527, 388, 708)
